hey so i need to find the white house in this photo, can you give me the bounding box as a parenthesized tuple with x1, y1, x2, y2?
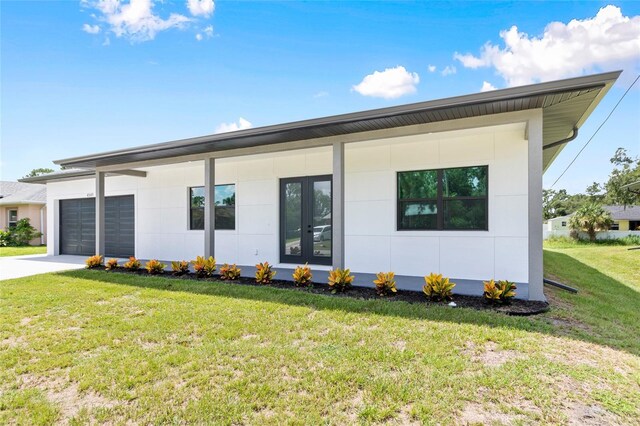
(21, 71, 621, 301)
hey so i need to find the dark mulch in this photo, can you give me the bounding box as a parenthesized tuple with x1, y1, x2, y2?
(89, 267, 549, 316)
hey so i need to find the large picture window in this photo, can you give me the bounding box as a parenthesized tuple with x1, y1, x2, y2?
(190, 184, 236, 230)
(397, 166, 488, 231)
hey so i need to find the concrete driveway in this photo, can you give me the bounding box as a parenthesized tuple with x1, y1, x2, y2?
(0, 254, 86, 281)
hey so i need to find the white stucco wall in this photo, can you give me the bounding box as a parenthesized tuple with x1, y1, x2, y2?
(46, 121, 530, 283)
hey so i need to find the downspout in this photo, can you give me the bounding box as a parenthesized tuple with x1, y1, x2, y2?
(542, 127, 578, 150)
(40, 205, 45, 246)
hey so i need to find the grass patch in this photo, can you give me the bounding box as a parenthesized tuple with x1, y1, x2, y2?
(0, 246, 638, 424)
(0, 246, 47, 257)
(545, 234, 640, 248)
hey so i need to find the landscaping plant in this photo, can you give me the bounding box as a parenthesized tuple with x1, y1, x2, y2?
(171, 260, 190, 276)
(292, 263, 312, 287)
(328, 268, 354, 293)
(483, 279, 517, 304)
(105, 258, 119, 270)
(373, 271, 397, 296)
(85, 255, 104, 269)
(145, 259, 166, 275)
(192, 256, 216, 278)
(0, 218, 42, 247)
(123, 256, 142, 271)
(423, 273, 456, 301)
(220, 263, 241, 280)
(255, 262, 276, 284)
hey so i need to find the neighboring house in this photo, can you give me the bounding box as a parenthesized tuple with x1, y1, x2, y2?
(545, 215, 571, 231)
(605, 205, 640, 231)
(0, 181, 47, 245)
(21, 71, 621, 301)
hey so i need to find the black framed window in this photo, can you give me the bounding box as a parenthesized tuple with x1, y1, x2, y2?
(189, 184, 236, 230)
(397, 166, 488, 230)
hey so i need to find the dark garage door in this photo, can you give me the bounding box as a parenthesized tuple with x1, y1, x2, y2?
(59, 195, 135, 257)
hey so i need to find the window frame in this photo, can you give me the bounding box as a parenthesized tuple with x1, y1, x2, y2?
(396, 165, 489, 231)
(188, 184, 236, 231)
(7, 209, 18, 228)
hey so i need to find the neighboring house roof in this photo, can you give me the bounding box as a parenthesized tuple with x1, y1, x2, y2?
(0, 181, 46, 205)
(622, 181, 640, 192)
(21, 71, 620, 183)
(548, 215, 571, 222)
(604, 205, 640, 221)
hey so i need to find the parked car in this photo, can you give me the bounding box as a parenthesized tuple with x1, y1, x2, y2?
(313, 225, 331, 242)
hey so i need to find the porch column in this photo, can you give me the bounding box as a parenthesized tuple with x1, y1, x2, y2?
(95, 171, 105, 256)
(332, 142, 345, 269)
(204, 157, 215, 258)
(527, 111, 545, 301)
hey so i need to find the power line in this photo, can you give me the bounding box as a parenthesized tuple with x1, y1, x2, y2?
(550, 74, 640, 189)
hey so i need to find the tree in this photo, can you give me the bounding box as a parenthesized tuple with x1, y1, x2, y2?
(603, 148, 640, 206)
(23, 168, 55, 178)
(568, 203, 613, 242)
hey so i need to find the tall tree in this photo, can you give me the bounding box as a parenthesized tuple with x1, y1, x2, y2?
(604, 148, 640, 206)
(23, 168, 54, 178)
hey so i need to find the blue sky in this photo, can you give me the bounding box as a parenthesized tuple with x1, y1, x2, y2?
(1, 1, 639, 193)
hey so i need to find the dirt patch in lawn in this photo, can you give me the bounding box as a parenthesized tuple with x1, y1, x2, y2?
(462, 341, 526, 367)
(91, 267, 549, 316)
(19, 371, 122, 422)
(565, 401, 621, 426)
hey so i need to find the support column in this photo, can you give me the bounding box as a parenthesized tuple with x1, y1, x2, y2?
(332, 142, 345, 269)
(527, 111, 545, 301)
(204, 158, 215, 258)
(95, 171, 105, 256)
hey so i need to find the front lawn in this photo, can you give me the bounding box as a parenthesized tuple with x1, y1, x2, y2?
(0, 246, 47, 257)
(1, 246, 638, 424)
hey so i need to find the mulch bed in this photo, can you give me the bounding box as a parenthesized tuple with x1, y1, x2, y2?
(89, 267, 549, 316)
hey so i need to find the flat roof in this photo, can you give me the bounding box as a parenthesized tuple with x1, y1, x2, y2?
(22, 71, 620, 183)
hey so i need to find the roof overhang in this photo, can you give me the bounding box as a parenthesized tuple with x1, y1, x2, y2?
(24, 71, 621, 183)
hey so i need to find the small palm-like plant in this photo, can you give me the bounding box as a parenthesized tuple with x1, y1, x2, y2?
(192, 256, 216, 278)
(85, 255, 103, 269)
(568, 203, 613, 241)
(373, 272, 397, 296)
(220, 263, 241, 280)
(328, 268, 354, 293)
(255, 262, 276, 284)
(423, 273, 455, 301)
(483, 279, 517, 304)
(105, 258, 119, 270)
(123, 256, 141, 271)
(171, 260, 190, 276)
(292, 263, 313, 287)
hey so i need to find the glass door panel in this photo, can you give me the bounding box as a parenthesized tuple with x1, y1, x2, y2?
(283, 182, 302, 257)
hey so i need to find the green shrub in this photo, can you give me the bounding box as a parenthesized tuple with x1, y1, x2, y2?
(328, 268, 354, 293)
(85, 255, 104, 268)
(171, 260, 190, 276)
(373, 272, 397, 296)
(423, 273, 455, 301)
(255, 262, 276, 284)
(483, 279, 517, 304)
(1, 218, 42, 246)
(145, 259, 166, 275)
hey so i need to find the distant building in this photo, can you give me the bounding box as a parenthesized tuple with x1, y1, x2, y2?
(545, 205, 640, 232)
(0, 181, 47, 245)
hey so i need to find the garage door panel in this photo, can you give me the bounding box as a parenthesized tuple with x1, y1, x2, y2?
(60, 195, 135, 258)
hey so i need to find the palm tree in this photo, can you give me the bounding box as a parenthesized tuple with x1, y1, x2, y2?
(568, 204, 613, 241)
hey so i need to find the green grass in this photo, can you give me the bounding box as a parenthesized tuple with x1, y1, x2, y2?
(1, 246, 639, 424)
(0, 246, 47, 257)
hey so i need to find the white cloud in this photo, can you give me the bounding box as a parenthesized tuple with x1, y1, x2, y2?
(187, 0, 214, 17)
(352, 66, 420, 99)
(195, 33, 203, 41)
(102, 37, 111, 46)
(313, 91, 329, 98)
(454, 5, 640, 86)
(481, 81, 497, 92)
(83, 0, 191, 43)
(215, 117, 252, 134)
(82, 23, 101, 34)
(428, 65, 436, 72)
(203, 25, 213, 37)
(441, 65, 456, 76)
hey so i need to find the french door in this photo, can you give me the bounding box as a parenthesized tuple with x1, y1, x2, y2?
(280, 175, 332, 265)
